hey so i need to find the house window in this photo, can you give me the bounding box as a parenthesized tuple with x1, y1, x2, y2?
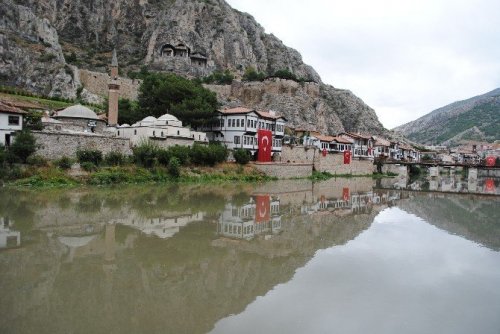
(134, 130, 137, 135)
(237, 119, 240, 127)
(234, 136, 240, 144)
(117, 131, 120, 136)
(161, 131, 164, 137)
(177, 130, 180, 135)
(8, 116, 19, 126)
(153, 131, 155, 136)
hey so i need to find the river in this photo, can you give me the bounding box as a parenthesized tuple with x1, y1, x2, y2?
(0, 175, 499, 334)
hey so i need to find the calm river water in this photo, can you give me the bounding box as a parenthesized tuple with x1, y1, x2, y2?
(1, 176, 499, 334)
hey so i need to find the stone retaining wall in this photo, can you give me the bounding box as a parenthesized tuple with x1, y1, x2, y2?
(314, 152, 374, 175)
(252, 162, 312, 179)
(33, 131, 132, 160)
(282, 145, 374, 175)
(381, 164, 408, 176)
(281, 145, 316, 163)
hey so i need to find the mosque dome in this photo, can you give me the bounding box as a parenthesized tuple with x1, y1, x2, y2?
(140, 116, 157, 123)
(56, 104, 99, 120)
(158, 114, 179, 121)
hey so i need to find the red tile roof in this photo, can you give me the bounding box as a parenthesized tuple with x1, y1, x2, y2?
(315, 134, 336, 142)
(331, 136, 353, 144)
(219, 107, 255, 114)
(0, 101, 27, 115)
(342, 132, 373, 140)
(255, 110, 287, 121)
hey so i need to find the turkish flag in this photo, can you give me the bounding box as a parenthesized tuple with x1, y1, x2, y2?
(485, 179, 495, 193)
(485, 156, 496, 167)
(257, 129, 272, 162)
(343, 187, 350, 201)
(255, 195, 270, 223)
(322, 148, 327, 157)
(343, 150, 351, 164)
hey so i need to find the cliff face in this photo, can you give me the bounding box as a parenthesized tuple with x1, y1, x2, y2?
(1, 0, 386, 134)
(206, 79, 384, 134)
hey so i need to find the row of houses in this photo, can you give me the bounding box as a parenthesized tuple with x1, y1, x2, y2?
(296, 130, 422, 162)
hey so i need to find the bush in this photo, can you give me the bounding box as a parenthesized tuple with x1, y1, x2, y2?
(202, 70, 234, 85)
(242, 67, 266, 82)
(132, 140, 158, 168)
(189, 143, 228, 166)
(76, 149, 103, 166)
(168, 145, 191, 165)
(26, 154, 48, 167)
(168, 157, 181, 178)
(8, 130, 37, 163)
(104, 151, 126, 166)
(0, 144, 5, 165)
(233, 148, 251, 164)
(80, 161, 97, 172)
(57, 156, 73, 170)
(272, 69, 298, 81)
(156, 149, 171, 166)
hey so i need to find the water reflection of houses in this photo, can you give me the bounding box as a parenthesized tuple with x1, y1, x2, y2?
(217, 196, 282, 240)
(114, 212, 205, 239)
(0, 217, 20, 249)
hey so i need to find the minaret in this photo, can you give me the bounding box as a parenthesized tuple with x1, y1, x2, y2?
(108, 48, 120, 126)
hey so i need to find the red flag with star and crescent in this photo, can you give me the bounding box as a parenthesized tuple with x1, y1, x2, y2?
(255, 195, 270, 223)
(343, 150, 351, 164)
(485, 156, 496, 167)
(257, 129, 273, 162)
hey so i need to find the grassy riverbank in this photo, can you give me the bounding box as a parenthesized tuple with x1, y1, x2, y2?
(4, 163, 277, 188)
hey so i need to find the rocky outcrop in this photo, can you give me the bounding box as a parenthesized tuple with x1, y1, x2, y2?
(206, 79, 384, 134)
(2, 0, 386, 134)
(0, 0, 79, 98)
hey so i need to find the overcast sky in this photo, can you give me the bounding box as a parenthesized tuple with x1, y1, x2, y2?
(225, 0, 500, 129)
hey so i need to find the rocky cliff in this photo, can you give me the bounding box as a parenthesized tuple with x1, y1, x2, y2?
(1, 0, 385, 134)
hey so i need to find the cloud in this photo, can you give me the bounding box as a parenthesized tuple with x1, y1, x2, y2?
(226, 0, 500, 129)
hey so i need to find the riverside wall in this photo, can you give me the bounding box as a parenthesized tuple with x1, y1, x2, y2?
(33, 131, 132, 160)
(252, 162, 312, 179)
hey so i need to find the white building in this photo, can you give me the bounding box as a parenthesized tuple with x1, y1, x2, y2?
(0, 101, 26, 146)
(216, 197, 282, 240)
(339, 132, 375, 159)
(116, 114, 207, 147)
(200, 107, 287, 157)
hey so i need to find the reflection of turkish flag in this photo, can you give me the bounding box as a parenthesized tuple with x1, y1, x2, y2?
(257, 129, 272, 162)
(255, 195, 270, 223)
(485, 156, 496, 167)
(343, 187, 350, 201)
(343, 150, 351, 164)
(485, 179, 495, 193)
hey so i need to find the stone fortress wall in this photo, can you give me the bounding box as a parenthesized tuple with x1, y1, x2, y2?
(78, 69, 141, 101)
(33, 131, 132, 160)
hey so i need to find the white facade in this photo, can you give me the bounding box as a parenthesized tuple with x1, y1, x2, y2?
(0, 107, 24, 146)
(216, 198, 281, 240)
(116, 114, 207, 146)
(201, 107, 286, 155)
(339, 133, 375, 159)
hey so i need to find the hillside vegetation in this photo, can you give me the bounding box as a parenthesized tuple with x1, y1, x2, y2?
(395, 88, 500, 145)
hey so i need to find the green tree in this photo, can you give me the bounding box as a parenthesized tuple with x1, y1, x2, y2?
(24, 110, 43, 130)
(118, 98, 142, 125)
(138, 73, 218, 127)
(8, 130, 37, 163)
(242, 67, 266, 82)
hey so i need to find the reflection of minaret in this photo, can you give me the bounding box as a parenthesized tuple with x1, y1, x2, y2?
(104, 223, 116, 262)
(108, 49, 120, 126)
(103, 223, 117, 315)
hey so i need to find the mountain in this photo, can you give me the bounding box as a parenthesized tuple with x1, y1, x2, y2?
(0, 0, 385, 134)
(394, 88, 500, 145)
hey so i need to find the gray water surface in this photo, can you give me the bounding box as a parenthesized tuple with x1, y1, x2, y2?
(1, 177, 499, 334)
